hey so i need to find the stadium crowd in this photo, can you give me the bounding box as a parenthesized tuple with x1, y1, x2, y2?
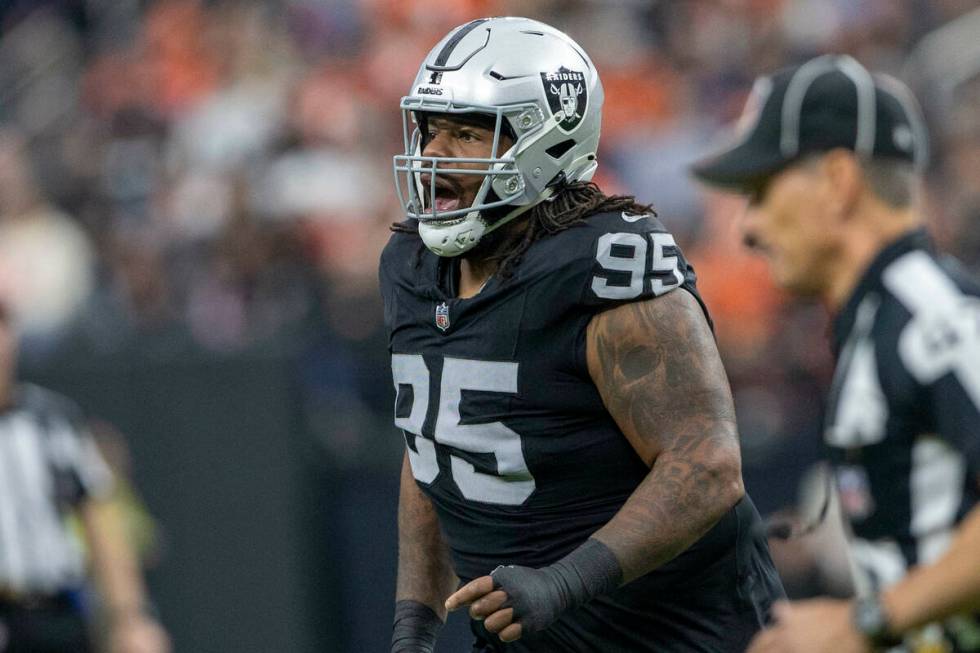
(1, 0, 979, 633)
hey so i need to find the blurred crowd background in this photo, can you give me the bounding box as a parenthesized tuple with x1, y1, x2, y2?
(1, 0, 979, 651)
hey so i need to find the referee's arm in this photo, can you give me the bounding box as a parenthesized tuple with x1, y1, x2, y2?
(80, 495, 172, 653)
(879, 484, 980, 632)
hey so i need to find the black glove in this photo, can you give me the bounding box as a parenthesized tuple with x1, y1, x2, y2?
(391, 600, 443, 653)
(490, 538, 622, 634)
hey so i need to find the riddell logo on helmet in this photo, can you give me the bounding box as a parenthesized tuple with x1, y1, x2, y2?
(541, 67, 588, 134)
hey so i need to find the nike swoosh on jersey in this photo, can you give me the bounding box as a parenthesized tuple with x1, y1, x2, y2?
(621, 212, 651, 223)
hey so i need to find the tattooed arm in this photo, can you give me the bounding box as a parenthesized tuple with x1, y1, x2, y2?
(445, 289, 744, 642)
(588, 289, 744, 582)
(391, 451, 458, 652)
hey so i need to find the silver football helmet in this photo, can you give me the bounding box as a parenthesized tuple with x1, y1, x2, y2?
(393, 17, 604, 257)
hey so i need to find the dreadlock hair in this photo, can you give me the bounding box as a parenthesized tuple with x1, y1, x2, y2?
(390, 181, 655, 280)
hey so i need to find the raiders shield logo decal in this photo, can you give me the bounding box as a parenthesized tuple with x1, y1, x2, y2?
(435, 302, 450, 331)
(541, 67, 588, 133)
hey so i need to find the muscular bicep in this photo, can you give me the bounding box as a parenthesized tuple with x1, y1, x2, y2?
(586, 289, 739, 467)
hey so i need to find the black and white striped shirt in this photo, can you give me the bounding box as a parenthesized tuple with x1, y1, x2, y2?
(0, 383, 113, 595)
(826, 229, 980, 646)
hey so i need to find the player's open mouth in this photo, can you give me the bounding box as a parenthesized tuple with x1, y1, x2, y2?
(434, 191, 460, 213)
(421, 175, 463, 213)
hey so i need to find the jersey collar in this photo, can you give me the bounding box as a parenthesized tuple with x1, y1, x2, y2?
(831, 228, 933, 356)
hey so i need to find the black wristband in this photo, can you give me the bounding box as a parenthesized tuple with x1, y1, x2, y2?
(490, 538, 622, 633)
(391, 600, 443, 653)
(548, 538, 623, 608)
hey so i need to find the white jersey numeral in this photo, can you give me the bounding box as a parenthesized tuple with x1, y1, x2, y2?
(392, 354, 438, 483)
(391, 355, 535, 505)
(591, 232, 684, 300)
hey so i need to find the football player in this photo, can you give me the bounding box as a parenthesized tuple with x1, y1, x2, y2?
(384, 17, 784, 652)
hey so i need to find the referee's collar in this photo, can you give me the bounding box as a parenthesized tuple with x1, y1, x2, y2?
(831, 228, 933, 356)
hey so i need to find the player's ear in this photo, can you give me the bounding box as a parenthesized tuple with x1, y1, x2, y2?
(820, 149, 863, 222)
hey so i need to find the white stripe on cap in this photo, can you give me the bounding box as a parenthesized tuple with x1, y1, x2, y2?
(875, 73, 929, 170)
(780, 54, 877, 158)
(835, 55, 877, 157)
(780, 54, 839, 158)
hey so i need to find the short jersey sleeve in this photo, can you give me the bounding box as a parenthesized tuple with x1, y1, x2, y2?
(929, 375, 980, 477)
(25, 385, 115, 503)
(577, 213, 695, 309)
(68, 425, 115, 503)
(896, 306, 980, 476)
(882, 254, 980, 476)
(523, 211, 701, 318)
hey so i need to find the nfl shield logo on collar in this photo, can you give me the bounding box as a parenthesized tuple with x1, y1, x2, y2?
(435, 302, 451, 331)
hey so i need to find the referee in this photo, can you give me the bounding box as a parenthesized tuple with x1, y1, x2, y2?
(0, 301, 169, 653)
(693, 54, 980, 652)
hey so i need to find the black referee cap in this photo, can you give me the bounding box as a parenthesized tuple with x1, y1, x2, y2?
(691, 54, 928, 191)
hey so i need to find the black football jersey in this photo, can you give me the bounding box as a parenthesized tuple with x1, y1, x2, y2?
(381, 211, 783, 652)
(381, 211, 701, 579)
(826, 230, 980, 649)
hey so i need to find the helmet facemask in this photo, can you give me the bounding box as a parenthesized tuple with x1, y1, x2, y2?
(393, 101, 549, 256)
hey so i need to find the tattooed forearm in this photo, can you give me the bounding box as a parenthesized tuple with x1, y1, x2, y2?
(396, 452, 458, 617)
(587, 290, 744, 583)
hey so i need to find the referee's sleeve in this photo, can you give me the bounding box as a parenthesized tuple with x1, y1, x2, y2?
(929, 374, 980, 479)
(881, 251, 980, 478)
(47, 417, 115, 504)
(894, 307, 980, 478)
(74, 426, 115, 501)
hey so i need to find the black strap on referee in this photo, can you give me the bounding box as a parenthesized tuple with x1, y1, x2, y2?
(391, 599, 443, 653)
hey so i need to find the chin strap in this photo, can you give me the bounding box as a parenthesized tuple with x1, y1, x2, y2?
(479, 186, 556, 236)
(420, 186, 555, 257)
